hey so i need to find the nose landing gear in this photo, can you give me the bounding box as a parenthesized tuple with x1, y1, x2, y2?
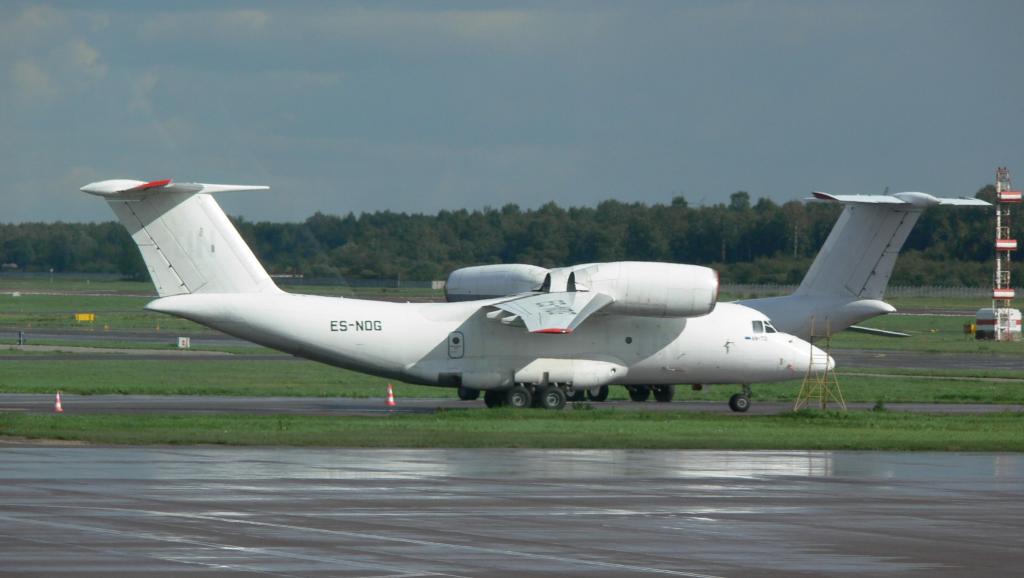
(728, 385, 752, 413)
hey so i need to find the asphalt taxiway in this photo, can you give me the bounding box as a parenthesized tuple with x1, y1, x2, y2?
(0, 447, 1020, 577)
(2, 393, 1021, 416)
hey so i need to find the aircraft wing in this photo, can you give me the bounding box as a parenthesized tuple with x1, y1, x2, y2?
(489, 291, 614, 334)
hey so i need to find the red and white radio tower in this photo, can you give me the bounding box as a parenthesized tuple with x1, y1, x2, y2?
(987, 167, 1021, 340)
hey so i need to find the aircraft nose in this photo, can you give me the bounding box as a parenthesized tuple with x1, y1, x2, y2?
(811, 344, 836, 372)
(788, 338, 835, 373)
(815, 346, 831, 373)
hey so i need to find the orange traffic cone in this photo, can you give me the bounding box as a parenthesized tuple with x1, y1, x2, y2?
(54, 391, 64, 413)
(386, 383, 396, 407)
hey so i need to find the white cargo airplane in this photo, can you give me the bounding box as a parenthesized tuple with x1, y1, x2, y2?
(82, 179, 984, 411)
(82, 178, 834, 411)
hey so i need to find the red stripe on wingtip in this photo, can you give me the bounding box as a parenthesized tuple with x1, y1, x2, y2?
(132, 179, 171, 190)
(534, 328, 571, 334)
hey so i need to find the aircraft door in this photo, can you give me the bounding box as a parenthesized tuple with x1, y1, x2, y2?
(448, 331, 465, 359)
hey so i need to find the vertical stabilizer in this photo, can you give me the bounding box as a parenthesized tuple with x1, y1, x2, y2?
(82, 179, 280, 297)
(797, 203, 921, 299)
(796, 192, 989, 300)
(741, 191, 988, 338)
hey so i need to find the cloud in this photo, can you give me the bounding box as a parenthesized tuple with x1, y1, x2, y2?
(11, 60, 56, 104)
(129, 71, 160, 113)
(0, 4, 69, 49)
(221, 9, 269, 32)
(308, 7, 607, 52)
(1, 6, 107, 108)
(266, 70, 343, 89)
(138, 9, 270, 40)
(66, 40, 107, 79)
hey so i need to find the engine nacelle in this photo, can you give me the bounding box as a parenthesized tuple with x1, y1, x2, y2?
(445, 261, 718, 318)
(445, 264, 548, 301)
(570, 262, 718, 318)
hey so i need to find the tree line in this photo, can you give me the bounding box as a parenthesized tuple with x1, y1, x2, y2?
(0, 185, 1018, 286)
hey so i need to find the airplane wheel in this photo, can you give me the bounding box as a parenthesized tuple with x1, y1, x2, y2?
(506, 386, 533, 409)
(567, 389, 586, 402)
(586, 386, 609, 402)
(728, 393, 751, 413)
(539, 386, 567, 410)
(627, 385, 651, 402)
(652, 385, 675, 403)
(483, 390, 504, 408)
(458, 386, 480, 401)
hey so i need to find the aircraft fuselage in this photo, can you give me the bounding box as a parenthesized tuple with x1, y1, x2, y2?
(148, 293, 827, 389)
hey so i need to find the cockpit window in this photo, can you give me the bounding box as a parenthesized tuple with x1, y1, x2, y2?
(764, 320, 778, 333)
(752, 320, 764, 334)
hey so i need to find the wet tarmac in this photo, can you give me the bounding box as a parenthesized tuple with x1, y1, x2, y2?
(2, 393, 1022, 416)
(0, 447, 1020, 577)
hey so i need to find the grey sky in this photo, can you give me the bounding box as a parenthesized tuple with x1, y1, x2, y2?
(2, 1, 1022, 222)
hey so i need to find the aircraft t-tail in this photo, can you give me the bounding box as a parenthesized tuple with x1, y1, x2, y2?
(83, 179, 985, 411)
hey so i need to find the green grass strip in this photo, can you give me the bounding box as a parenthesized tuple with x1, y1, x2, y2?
(2, 410, 1022, 451)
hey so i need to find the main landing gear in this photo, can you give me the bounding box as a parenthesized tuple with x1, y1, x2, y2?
(457, 386, 480, 401)
(477, 382, 753, 412)
(481, 384, 569, 410)
(625, 385, 675, 403)
(535, 386, 567, 410)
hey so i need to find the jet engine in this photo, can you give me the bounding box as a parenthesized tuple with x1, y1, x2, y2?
(446, 261, 718, 318)
(569, 262, 718, 318)
(445, 264, 548, 301)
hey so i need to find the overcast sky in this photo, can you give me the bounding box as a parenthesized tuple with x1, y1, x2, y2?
(2, 1, 1022, 223)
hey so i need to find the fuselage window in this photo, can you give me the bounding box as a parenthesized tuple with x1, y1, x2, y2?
(764, 321, 778, 333)
(752, 320, 764, 334)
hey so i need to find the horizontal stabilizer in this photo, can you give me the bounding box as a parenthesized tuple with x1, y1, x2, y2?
(810, 191, 990, 207)
(847, 325, 910, 338)
(81, 179, 268, 199)
(492, 291, 614, 334)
